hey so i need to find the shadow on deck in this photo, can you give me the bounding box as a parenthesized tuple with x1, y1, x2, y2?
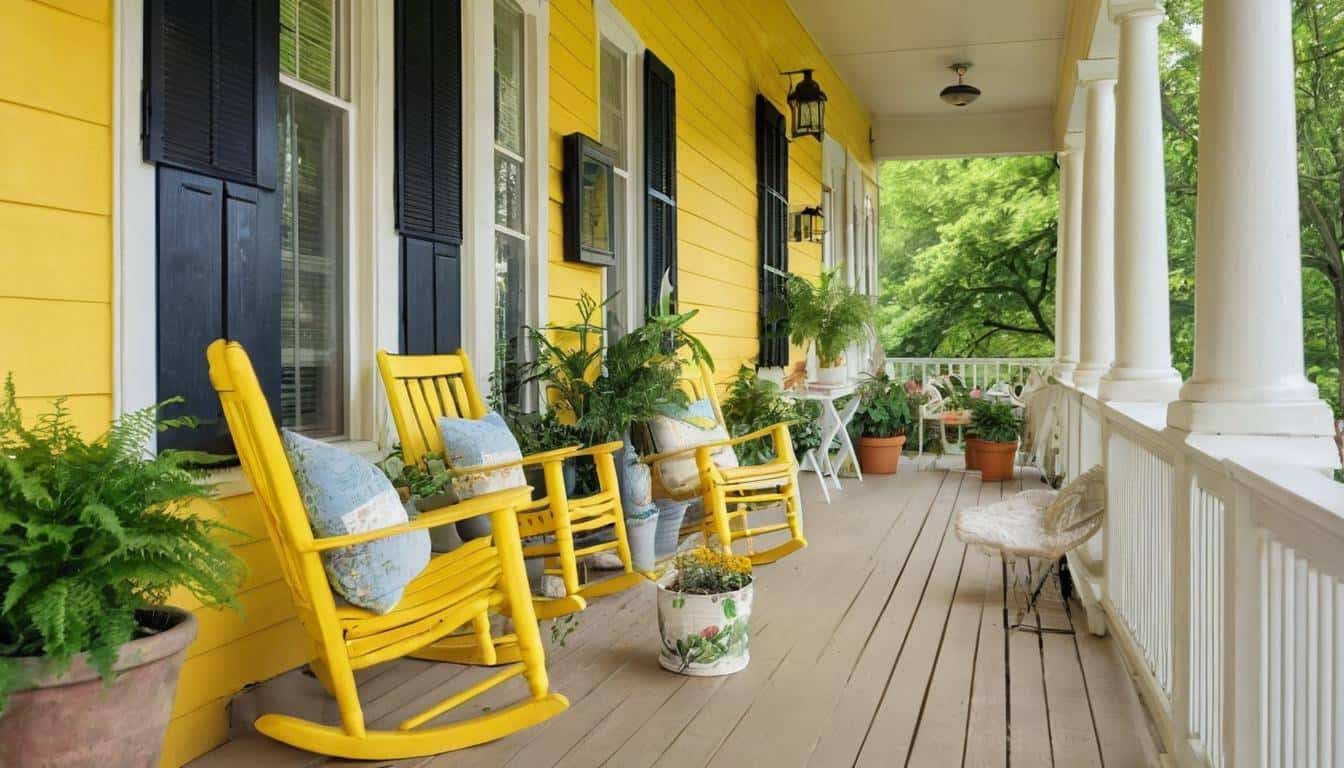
(189, 459, 1163, 768)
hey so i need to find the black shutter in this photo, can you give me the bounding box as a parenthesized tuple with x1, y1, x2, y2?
(145, 0, 278, 189)
(756, 96, 789, 367)
(147, 0, 280, 452)
(396, 0, 463, 353)
(644, 50, 678, 316)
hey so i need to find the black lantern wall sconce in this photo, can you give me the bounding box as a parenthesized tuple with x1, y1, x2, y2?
(782, 68, 827, 140)
(790, 205, 825, 243)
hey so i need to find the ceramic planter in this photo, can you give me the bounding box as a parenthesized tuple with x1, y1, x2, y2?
(857, 434, 906, 474)
(0, 607, 197, 767)
(978, 440, 1018, 482)
(964, 437, 982, 471)
(656, 572, 753, 676)
(625, 512, 658, 572)
(813, 365, 848, 386)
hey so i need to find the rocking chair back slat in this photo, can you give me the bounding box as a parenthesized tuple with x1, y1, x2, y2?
(378, 351, 487, 466)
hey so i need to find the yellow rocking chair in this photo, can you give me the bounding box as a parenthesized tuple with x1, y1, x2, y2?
(640, 360, 808, 566)
(207, 340, 566, 759)
(376, 349, 645, 662)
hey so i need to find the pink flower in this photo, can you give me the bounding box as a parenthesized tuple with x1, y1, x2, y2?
(904, 378, 921, 395)
(700, 625, 719, 638)
(970, 388, 983, 399)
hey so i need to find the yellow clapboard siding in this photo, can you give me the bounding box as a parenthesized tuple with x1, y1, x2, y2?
(33, 0, 109, 23)
(0, 102, 110, 214)
(13, 394, 110, 437)
(160, 699, 231, 768)
(0, 297, 110, 397)
(169, 539, 287, 611)
(0, 201, 110, 302)
(170, 618, 311, 719)
(0, 1, 110, 124)
(184, 580, 299, 661)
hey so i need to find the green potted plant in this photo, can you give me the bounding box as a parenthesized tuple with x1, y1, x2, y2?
(0, 376, 244, 765)
(850, 370, 916, 474)
(973, 401, 1023, 482)
(785, 264, 874, 385)
(720, 363, 822, 466)
(656, 547, 754, 676)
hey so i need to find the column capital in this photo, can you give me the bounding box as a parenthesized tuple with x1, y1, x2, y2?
(1077, 58, 1119, 84)
(1109, 0, 1164, 23)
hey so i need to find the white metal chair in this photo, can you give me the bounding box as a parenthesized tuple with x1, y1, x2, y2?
(953, 464, 1105, 632)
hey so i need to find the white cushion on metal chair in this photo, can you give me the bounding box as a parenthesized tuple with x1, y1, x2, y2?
(954, 465, 1105, 560)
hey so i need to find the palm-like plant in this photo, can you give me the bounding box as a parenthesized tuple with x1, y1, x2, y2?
(785, 264, 874, 368)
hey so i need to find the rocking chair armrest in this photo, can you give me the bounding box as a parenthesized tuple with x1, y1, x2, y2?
(301, 487, 534, 552)
(566, 439, 625, 459)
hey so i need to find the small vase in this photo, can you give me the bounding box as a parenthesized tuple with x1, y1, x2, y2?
(656, 571, 753, 676)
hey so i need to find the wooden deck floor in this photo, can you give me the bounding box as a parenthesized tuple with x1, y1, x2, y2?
(190, 459, 1162, 768)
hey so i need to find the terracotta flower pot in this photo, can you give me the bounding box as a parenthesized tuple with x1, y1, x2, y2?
(857, 434, 907, 474)
(0, 606, 198, 767)
(978, 440, 1018, 482)
(964, 437, 981, 471)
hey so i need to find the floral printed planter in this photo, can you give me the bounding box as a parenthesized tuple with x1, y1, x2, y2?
(655, 571, 753, 676)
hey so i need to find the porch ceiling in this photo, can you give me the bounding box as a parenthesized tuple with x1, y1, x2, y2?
(787, 0, 1077, 159)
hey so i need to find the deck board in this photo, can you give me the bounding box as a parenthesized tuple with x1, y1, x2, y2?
(187, 459, 1163, 768)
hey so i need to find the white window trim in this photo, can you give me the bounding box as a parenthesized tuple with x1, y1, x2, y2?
(114, 0, 401, 485)
(463, 0, 550, 398)
(597, 0, 645, 334)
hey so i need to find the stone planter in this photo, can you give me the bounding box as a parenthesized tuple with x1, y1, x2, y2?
(656, 571, 753, 676)
(978, 440, 1018, 482)
(0, 606, 198, 767)
(856, 434, 906, 475)
(964, 437, 982, 471)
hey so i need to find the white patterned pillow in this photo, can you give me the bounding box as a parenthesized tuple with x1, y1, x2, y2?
(437, 412, 529, 501)
(646, 399, 738, 496)
(282, 432, 431, 614)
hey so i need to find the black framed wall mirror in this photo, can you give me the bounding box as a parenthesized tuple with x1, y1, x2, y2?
(563, 132, 617, 267)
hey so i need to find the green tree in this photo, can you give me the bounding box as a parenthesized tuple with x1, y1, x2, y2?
(878, 155, 1058, 358)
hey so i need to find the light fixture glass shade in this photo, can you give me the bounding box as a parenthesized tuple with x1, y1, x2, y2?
(788, 70, 827, 139)
(792, 206, 825, 242)
(939, 83, 981, 106)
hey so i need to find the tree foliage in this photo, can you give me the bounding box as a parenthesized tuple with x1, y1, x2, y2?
(879, 0, 1344, 417)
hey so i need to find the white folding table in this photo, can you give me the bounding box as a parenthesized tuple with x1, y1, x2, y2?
(789, 381, 861, 502)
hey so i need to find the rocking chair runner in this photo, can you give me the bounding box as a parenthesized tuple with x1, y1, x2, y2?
(207, 340, 566, 759)
(640, 360, 807, 566)
(376, 349, 645, 659)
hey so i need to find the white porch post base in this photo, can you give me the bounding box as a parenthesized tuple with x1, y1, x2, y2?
(1167, 398, 1336, 440)
(1071, 363, 1107, 392)
(1097, 367, 1182, 403)
(1053, 361, 1076, 383)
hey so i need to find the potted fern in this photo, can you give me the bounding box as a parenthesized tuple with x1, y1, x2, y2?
(785, 264, 873, 385)
(0, 377, 244, 765)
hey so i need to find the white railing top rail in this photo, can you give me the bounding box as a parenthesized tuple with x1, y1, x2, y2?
(886, 356, 1055, 366)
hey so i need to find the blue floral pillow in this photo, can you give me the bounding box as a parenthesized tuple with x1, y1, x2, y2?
(282, 432, 431, 614)
(437, 412, 528, 501)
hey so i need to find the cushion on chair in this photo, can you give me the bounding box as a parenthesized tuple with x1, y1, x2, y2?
(436, 411, 529, 502)
(282, 431, 431, 614)
(645, 398, 739, 496)
(954, 465, 1106, 560)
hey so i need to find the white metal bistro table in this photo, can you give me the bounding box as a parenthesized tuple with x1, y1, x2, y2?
(788, 381, 862, 502)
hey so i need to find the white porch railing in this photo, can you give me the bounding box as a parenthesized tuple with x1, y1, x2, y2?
(885, 356, 1054, 388)
(1053, 382, 1344, 768)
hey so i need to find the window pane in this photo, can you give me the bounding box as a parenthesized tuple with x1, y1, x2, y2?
(494, 233, 527, 404)
(279, 87, 345, 437)
(599, 40, 626, 167)
(494, 1, 525, 154)
(280, 0, 337, 94)
(494, 151, 524, 230)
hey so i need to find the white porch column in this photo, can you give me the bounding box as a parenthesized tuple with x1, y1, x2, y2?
(1098, 1, 1182, 403)
(1054, 135, 1084, 382)
(1166, 0, 1335, 443)
(1072, 60, 1119, 392)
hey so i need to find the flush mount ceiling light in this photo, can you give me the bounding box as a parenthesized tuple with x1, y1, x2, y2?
(939, 62, 981, 107)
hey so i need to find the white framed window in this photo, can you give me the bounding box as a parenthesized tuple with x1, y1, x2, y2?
(493, 0, 529, 402)
(278, 0, 351, 438)
(597, 0, 644, 338)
